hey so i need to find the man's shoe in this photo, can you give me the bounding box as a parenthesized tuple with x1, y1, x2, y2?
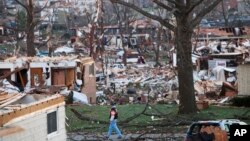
(117, 136, 122, 139)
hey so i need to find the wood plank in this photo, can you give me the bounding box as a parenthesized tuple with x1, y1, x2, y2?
(0, 94, 25, 109)
(0, 92, 8, 96)
(0, 94, 16, 102)
(0, 94, 18, 105)
(0, 67, 27, 80)
(18, 71, 25, 88)
(0, 94, 8, 98)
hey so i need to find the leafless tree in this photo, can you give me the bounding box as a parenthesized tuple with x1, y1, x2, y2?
(14, 0, 48, 56)
(110, 0, 222, 114)
(244, 0, 250, 14)
(112, 3, 138, 66)
(79, 0, 104, 59)
(153, 25, 167, 67)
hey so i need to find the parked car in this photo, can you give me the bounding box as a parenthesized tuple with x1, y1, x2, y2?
(185, 119, 247, 141)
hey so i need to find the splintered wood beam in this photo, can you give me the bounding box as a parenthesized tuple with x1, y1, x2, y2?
(0, 94, 25, 109)
(0, 94, 19, 105)
(18, 71, 25, 87)
(0, 94, 17, 102)
(0, 92, 8, 95)
(0, 67, 27, 80)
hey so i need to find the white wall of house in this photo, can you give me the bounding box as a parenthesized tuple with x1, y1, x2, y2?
(0, 104, 66, 141)
(237, 64, 250, 96)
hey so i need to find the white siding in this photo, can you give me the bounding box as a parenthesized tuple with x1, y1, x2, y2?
(237, 64, 250, 96)
(0, 105, 66, 141)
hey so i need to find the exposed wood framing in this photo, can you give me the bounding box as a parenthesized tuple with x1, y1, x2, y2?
(0, 94, 26, 109)
(18, 72, 25, 87)
(0, 95, 65, 126)
(0, 67, 27, 80)
(0, 94, 19, 105)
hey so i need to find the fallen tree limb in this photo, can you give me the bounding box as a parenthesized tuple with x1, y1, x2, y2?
(70, 108, 109, 124)
(120, 103, 149, 125)
(71, 103, 149, 125)
(121, 121, 191, 128)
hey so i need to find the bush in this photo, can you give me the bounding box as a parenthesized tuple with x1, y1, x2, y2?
(230, 96, 250, 107)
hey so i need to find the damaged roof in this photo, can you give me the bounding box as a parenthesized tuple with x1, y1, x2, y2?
(0, 93, 64, 126)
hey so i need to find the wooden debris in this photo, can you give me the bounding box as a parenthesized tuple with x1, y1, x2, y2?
(0, 94, 26, 109)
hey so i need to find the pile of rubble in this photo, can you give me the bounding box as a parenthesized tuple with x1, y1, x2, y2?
(95, 63, 236, 108)
(95, 38, 250, 109)
(0, 55, 94, 105)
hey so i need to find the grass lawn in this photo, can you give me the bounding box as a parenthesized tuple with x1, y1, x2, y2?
(66, 104, 250, 133)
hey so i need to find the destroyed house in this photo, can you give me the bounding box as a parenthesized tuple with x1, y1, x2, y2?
(0, 94, 66, 141)
(0, 56, 96, 104)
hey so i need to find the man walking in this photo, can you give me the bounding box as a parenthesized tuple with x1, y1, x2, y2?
(107, 105, 122, 139)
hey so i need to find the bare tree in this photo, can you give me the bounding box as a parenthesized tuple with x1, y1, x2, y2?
(244, 0, 250, 14)
(150, 8, 170, 67)
(153, 25, 167, 67)
(14, 0, 48, 56)
(13, 10, 26, 56)
(110, 0, 222, 114)
(79, 0, 104, 59)
(112, 3, 137, 66)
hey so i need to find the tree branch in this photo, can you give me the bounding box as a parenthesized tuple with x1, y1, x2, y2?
(14, 0, 31, 16)
(191, 0, 222, 28)
(186, 0, 204, 15)
(35, 0, 49, 14)
(70, 108, 109, 124)
(153, 0, 174, 12)
(110, 0, 175, 31)
(165, 0, 183, 7)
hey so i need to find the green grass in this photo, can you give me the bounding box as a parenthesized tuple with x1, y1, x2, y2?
(66, 104, 250, 133)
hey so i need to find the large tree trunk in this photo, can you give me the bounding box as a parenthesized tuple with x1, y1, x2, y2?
(26, 18, 36, 56)
(221, 0, 229, 27)
(26, 0, 36, 57)
(175, 17, 197, 114)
